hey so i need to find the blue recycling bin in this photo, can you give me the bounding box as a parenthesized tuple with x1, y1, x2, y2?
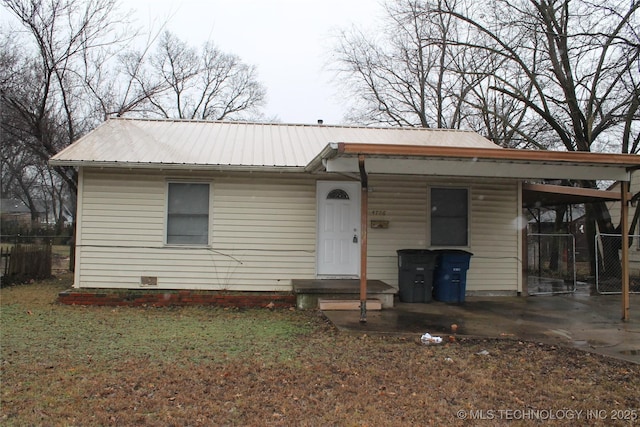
(397, 249, 437, 303)
(433, 250, 473, 303)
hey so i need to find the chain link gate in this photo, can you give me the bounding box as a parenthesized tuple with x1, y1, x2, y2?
(595, 233, 640, 294)
(527, 233, 576, 295)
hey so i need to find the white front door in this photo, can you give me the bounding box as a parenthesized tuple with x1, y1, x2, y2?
(317, 181, 360, 277)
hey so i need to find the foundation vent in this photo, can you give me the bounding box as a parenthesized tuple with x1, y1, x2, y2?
(141, 276, 158, 286)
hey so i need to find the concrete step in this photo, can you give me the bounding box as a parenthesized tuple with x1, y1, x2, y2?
(318, 298, 382, 311)
(292, 279, 396, 309)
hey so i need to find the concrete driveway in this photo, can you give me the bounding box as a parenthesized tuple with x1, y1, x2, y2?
(322, 292, 640, 364)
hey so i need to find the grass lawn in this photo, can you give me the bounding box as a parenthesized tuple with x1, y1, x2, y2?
(1, 274, 639, 426)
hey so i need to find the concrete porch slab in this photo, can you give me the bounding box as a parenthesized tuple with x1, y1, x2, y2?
(292, 279, 396, 309)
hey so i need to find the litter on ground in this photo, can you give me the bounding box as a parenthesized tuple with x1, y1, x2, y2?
(420, 333, 443, 345)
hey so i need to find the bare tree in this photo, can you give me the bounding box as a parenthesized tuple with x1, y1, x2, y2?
(1, 0, 131, 198)
(79, 26, 159, 120)
(438, 0, 639, 273)
(332, 0, 639, 273)
(0, 30, 73, 225)
(142, 31, 266, 121)
(0, 132, 41, 223)
(439, 0, 639, 154)
(333, 0, 487, 128)
(1, 0, 267, 232)
(85, 30, 268, 121)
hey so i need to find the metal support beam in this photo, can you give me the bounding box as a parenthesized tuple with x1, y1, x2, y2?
(621, 180, 630, 321)
(358, 155, 368, 323)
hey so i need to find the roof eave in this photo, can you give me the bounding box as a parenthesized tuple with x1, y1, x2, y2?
(304, 143, 340, 173)
(48, 160, 307, 173)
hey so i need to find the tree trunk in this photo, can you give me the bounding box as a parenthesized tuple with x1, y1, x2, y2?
(586, 199, 621, 278)
(549, 205, 567, 271)
(585, 205, 598, 277)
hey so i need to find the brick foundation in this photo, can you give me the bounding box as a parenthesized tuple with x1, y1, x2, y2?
(58, 289, 296, 308)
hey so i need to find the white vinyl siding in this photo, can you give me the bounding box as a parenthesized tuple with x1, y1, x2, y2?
(467, 180, 522, 293)
(366, 176, 520, 294)
(365, 177, 429, 289)
(75, 169, 316, 290)
(74, 169, 521, 294)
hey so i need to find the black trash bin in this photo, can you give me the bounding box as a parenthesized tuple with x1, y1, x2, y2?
(397, 249, 437, 303)
(433, 250, 473, 303)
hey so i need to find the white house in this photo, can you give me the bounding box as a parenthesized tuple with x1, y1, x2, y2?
(50, 118, 640, 313)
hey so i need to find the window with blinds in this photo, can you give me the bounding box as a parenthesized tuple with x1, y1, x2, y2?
(166, 183, 210, 245)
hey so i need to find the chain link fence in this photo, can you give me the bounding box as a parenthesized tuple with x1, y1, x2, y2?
(527, 233, 576, 295)
(595, 233, 640, 294)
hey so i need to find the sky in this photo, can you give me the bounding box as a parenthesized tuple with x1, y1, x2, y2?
(132, 0, 385, 125)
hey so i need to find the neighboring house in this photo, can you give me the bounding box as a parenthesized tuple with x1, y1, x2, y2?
(0, 198, 73, 231)
(39, 200, 75, 227)
(1, 199, 31, 228)
(607, 173, 640, 276)
(0, 198, 43, 230)
(50, 118, 640, 301)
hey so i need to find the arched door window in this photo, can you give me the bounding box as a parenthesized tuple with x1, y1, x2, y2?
(327, 189, 350, 200)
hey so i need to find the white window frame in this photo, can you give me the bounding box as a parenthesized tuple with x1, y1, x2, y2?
(165, 181, 212, 246)
(428, 186, 470, 248)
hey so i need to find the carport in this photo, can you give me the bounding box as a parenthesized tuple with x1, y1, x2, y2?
(522, 183, 624, 296)
(308, 143, 640, 322)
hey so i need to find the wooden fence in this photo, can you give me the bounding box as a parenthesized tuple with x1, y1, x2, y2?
(0, 244, 52, 286)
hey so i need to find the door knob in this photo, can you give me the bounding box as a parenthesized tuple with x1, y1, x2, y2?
(353, 235, 358, 243)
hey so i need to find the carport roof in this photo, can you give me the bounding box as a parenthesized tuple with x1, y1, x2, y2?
(522, 183, 621, 208)
(312, 142, 640, 181)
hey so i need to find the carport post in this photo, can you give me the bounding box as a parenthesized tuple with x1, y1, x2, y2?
(359, 155, 368, 323)
(621, 180, 630, 321)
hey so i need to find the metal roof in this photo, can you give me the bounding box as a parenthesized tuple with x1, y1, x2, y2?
(50, 118, 640, 181)
(49, 118, 501, 169)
